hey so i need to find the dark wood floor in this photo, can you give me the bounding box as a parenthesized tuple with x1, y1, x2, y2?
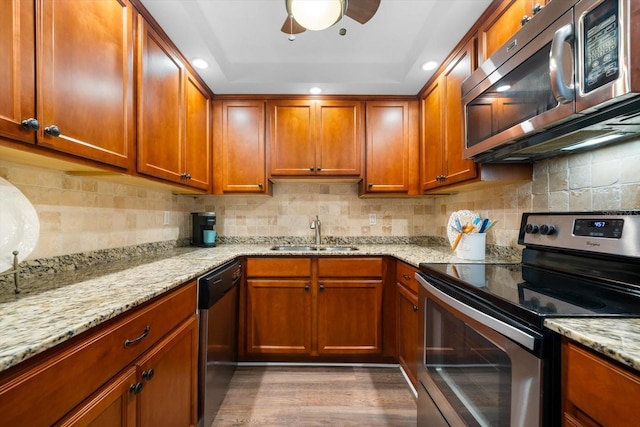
(211, 365, 417, 426)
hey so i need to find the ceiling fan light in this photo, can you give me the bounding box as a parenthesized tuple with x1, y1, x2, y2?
(291, 0, 343, 31)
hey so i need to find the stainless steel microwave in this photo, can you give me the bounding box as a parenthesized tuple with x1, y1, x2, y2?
(462, 0, 640, 163)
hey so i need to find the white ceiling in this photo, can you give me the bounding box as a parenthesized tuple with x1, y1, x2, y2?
(139, 0, 493, 95)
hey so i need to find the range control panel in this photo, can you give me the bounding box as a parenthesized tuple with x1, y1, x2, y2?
(518, 212, 640, 257)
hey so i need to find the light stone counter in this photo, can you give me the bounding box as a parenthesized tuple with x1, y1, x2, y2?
(545, 318, 640, 371)
(1, 242, 513, 373)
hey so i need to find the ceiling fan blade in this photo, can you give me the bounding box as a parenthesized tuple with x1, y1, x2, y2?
(345, 0, 381, 24)
(280, 16, 306, 34)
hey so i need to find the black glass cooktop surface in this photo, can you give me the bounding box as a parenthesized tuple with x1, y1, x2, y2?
(418, 261, 640, 329)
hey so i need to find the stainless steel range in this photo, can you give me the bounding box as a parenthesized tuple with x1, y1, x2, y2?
(416, 211, 640, 426)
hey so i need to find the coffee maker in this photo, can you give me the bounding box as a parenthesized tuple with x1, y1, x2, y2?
(191, 212, 216, 247)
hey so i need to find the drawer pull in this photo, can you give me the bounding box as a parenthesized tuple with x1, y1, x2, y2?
(402, 274, 412, 281)
(124, 325, 151, 348)
(413, 305, 419, 312)
(129, 382, 144, 395)
(142, 369, 155, 381)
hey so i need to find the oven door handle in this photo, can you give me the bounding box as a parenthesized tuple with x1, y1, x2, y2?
(416, 274, 537, 351)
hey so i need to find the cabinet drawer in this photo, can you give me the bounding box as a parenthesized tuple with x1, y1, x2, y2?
(565, 342, 640, 426)
(0, 281, 196, 427)
(396, 261, 418, 293)
(318, 257, 383, 277)
(246, 257, 311, 277)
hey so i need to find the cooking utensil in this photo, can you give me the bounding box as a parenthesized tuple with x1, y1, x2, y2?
(451, 224, 475, 252)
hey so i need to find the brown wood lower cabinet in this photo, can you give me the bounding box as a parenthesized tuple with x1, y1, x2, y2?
(562, 339, 640, 427)
(0, 281, 197, 427)
(396, 261, 419, 388)
(243, 257, 386, 359)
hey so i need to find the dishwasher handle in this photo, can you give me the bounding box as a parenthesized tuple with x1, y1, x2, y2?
(198, 261, 242, 309)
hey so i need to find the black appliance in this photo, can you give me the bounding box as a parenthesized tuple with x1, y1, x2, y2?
(197, 260, 242, 427)
(416, 211, 640, 426)
(192, 212, 217, 247)
(462, 0, 640, 163)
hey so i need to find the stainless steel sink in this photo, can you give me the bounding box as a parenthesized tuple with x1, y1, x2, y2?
(270, 245, 317, 251)
(319, 246, 359, 252)
(269, 245, 359, 252)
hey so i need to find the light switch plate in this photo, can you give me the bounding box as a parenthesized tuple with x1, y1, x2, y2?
(369, 213, 377, 225)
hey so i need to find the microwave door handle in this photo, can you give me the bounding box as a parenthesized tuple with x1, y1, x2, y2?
(549, 23, 575, 104)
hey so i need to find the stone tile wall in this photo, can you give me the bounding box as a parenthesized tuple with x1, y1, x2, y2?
(2, 137, 639, 261)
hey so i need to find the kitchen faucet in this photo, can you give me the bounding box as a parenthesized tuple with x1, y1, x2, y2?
(310, 215, 321, 245)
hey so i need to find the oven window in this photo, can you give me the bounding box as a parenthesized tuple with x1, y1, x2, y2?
(425, 299, 512, 426)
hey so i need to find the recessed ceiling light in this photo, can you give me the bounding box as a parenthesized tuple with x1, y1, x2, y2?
(421, 61, 438, 71)
(192, 58, 209, 69)
(309, 87, 322, 95)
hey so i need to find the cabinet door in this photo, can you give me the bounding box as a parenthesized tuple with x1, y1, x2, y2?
(563, 341, 640, 427)
(184, 73, 211, 190)
(37, 0, 135, 169)
(54, 367, 137, 427)
(397, 283, 419, 387)
(441, 39, 477, 186)
(0, 0, 35, 144)
(137, 316, 198, 427)
(364, 101, 410, 193)
(268, 100, 316, 175)
(477, 0, 539, 65)
(215, 100, 267, 193)
(246, 279, 312, 354)
(137, 16, 184, 183)
(317, 279, 383, 355)
(316, 101, 363, 176)
(421, 78, 444, 191)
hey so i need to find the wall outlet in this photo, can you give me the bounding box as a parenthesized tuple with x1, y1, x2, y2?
(163, 211, 170, 225)
(369, 213, 377, 225)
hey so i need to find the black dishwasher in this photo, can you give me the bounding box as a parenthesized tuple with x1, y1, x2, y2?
(197, 260, 242, 427)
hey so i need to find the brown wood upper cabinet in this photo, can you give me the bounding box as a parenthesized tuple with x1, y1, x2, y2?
(477, 0, 550, 65)
(362, 100, 419, 195)
(0, 0, 135, 169)
(137, 16, 211, 191)
(268, 100, 363, 177)
(213, 100, 268, 194)
(421, 39, 477, 192)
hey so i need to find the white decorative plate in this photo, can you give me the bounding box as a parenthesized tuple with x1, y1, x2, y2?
(0, 177, 40, 273)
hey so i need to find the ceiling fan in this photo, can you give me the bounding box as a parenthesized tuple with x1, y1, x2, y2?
(281, 0, 381, 37)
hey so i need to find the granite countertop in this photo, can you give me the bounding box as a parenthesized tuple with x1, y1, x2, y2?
(545, 318, 640, 371)
(1, 242, 638, 376)
(1, 242, 500, 373)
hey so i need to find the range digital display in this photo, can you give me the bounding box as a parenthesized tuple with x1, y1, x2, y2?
(573, 218, 623, 238)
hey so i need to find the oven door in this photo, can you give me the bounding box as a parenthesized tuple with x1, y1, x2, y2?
(463, 7, 577, 160)
(416, 272, 544, 427)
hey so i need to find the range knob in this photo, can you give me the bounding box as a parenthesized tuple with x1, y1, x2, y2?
(525, 224, 539, 234)
(539, 224, 556, 235)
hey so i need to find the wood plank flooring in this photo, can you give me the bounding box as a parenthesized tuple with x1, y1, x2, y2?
(211, 366, 417, 426)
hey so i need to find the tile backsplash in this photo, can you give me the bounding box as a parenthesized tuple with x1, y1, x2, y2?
(1, 138, 639, 261)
